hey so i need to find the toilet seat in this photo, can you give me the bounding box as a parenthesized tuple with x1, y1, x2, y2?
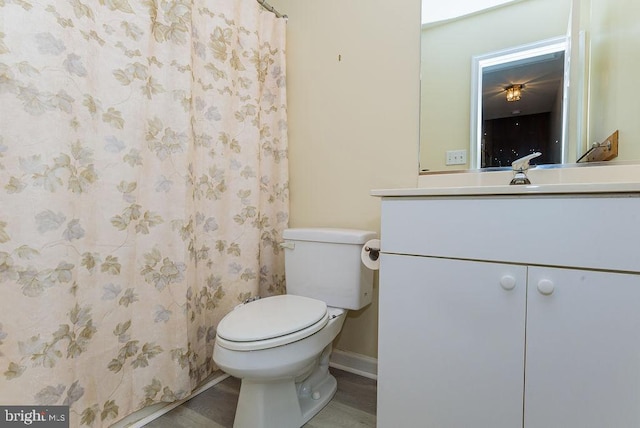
(216, 295, 329, 351)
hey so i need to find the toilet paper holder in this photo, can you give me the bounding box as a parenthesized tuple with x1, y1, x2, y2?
(364, 244, 379, 261)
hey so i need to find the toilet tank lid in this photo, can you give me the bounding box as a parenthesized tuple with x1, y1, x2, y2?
(283, 228, 377, 244)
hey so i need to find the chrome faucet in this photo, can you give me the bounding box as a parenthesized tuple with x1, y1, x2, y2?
(510, 152, 541, 185)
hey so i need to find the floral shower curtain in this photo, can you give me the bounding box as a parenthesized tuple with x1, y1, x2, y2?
(0, 0, 288, 426)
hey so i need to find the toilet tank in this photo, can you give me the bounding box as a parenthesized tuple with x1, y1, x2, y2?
(282, 228, 377, 310)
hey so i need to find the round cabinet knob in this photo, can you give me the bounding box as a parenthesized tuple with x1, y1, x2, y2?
(537, 279, 555, 296)
(500, 275, 516, 291)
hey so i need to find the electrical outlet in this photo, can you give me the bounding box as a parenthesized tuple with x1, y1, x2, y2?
(446, 150, 467, 166)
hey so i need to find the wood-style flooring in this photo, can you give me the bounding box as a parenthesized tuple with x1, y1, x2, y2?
(145, 368, 377, 428)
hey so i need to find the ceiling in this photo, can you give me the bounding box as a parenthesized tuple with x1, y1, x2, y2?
(422, 0, 518, 24)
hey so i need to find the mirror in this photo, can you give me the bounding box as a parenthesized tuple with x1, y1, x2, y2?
(420, 0, 640, 173)
(471, 37, 568, 168)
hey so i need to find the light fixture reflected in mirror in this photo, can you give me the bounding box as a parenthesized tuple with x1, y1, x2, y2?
(505, 84, 523, 102)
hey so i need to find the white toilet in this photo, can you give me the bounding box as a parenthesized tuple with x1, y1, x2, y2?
(213, 228, 376, 428)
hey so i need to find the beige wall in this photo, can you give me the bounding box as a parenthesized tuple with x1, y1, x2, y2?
(420, 0, 571, 171)
(588, 0, 640, 160)
(268, 0, 420, 358)
(264, 0, 640, 360)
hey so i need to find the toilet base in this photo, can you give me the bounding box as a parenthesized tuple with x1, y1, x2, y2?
(232, 345, 337, 428)
(299, 371, 337, 424)
(232, 373, 337, 428)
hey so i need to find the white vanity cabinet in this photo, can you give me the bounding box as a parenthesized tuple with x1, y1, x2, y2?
(375, 190, 640, 428)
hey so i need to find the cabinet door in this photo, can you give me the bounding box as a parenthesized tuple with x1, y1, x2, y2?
(525, 267, 640, 428)
(377, 254, 527, 428)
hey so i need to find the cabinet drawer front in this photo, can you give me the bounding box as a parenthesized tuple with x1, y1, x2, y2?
(381, 195, 640, 272)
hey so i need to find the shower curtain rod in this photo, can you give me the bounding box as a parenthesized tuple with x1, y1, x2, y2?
(256, 0, 287, 19)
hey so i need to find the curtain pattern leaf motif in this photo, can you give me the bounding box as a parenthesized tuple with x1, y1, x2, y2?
(0, 0, 288, 426)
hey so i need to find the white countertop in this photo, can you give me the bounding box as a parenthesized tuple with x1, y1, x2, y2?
(371, 182, 640, 197)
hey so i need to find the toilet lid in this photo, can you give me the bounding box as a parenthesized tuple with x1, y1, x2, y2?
(216, 295, 328, 351)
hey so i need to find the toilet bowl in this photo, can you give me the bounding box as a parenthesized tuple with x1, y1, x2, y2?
(213, 296, 346, 428)
(213, 228, 376, 428)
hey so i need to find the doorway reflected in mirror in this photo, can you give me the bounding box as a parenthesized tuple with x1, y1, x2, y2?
(476, 39, 565, 168)
(477, 42, 566, 168)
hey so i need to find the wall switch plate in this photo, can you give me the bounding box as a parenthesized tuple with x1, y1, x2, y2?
(446, 150, 467, 165)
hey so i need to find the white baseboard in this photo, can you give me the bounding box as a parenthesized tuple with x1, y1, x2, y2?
(329, 349, 378, 380)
